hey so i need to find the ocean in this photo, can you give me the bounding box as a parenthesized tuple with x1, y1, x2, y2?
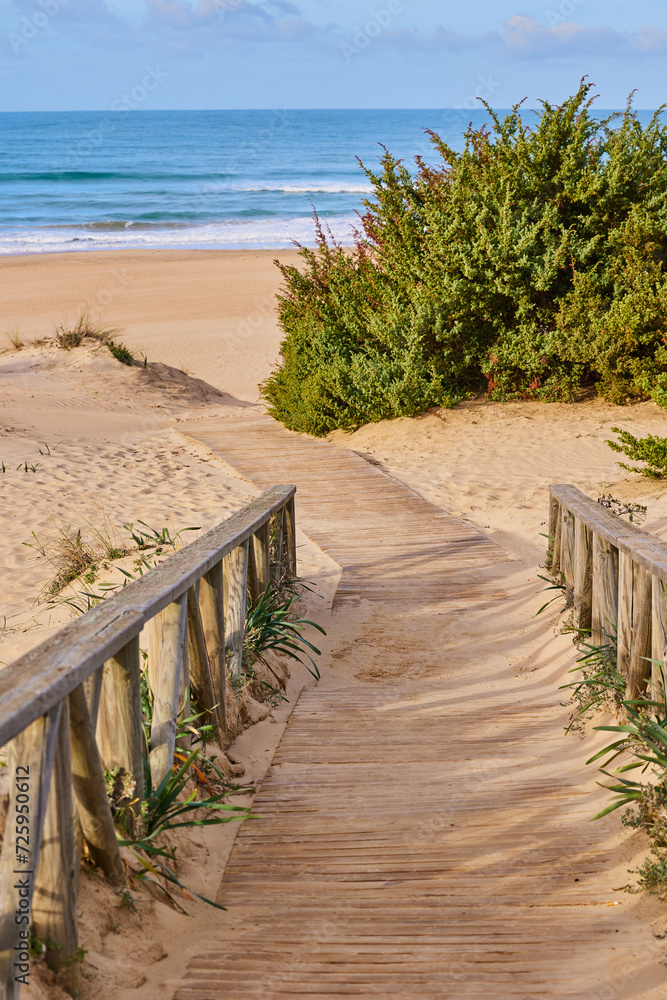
(0, 108, 656, 255)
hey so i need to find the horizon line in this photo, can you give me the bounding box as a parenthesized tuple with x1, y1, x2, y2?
(0, 105, 662, 115)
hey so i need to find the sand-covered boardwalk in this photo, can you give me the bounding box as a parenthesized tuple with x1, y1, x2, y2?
(174, 414, 663, 999)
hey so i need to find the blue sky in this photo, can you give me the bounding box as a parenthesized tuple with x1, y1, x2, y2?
(2, 0, 667, 111)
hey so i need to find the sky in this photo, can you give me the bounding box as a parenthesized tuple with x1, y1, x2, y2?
(2, 0, 667, 111)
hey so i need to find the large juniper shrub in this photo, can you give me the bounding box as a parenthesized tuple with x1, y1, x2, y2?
(262, 83, 667, 435)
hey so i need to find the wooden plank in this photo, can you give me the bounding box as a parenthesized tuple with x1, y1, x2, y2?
(177, 625, 192, 753)
(248, 523, 270, 601)
(592, 534, 618, 647)
(224, 541, 249, 683)
(0, 706, 62, 1000)
(652, 576, 667, 704)
(560, 508, 575, 605)
(551, 502, 562, 577)
(187, 585, 222, 743)
(573, 519, 592, 633)
(33, 702, 79, 986)
(626, 563, 653, 700)
(0, 485, 295, 748)
(96, 637, 145, 810)
(148, 595, 188, 788)
(547, 494, 559, 570)
(283, 495, 297, 579)
(83, 666, 104, 730)
(617, 536, 667, 583)
(617, 551, 634, 679)
(269, 510, 284, 586)
(199, 561, 227, 736)
(68, 684, 125, 882)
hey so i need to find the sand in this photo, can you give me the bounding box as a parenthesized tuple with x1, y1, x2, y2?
(1, 248, 667, 997)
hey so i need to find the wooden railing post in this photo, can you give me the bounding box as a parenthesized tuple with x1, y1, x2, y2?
(283, 496, 297, 579)
(618, 551, 653, 697)
(177, 628, 192, 752)
(68, 684, 125, 881)
(548, 494, 559, 571)
(561, 508, 575, 605)
(248, 523, 270, 600)
(199, 562, 227, 735)
(187, 585, 222, 742)
(626, 564, 653, 701)
(96, 637, 144, 809)
(269, 510, 284, 586)
(573, 519, 592, 633)
(652, 576, 667, 703)
(551, 502, 562, 577)
(617, 552, 634, 679)
(83, 666, 104, 730)
(33, 702, 79, 988)
(224, 541, 250, 684)
(592, 534, 618, 647)
(0, 706, 62, 1000)
(148, 595, 188, 787)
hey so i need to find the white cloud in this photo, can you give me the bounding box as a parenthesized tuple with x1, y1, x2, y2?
(503, 14, 667, 58)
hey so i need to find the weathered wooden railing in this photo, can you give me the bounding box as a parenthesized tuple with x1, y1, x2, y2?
(549, 485, 667, 701)
(0, 485, 296, 999)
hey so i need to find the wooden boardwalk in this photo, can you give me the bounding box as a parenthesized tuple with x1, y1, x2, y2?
(175, 413, 660, 999)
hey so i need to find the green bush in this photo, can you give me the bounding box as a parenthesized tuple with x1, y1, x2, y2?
(107, 340, 134, 366)
(262, 83, 667, 435)
(607, 427, 667, 478)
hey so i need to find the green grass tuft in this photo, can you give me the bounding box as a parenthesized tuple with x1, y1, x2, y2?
(107, 340, 134, 365)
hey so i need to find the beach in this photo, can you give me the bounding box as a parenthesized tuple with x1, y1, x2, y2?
(3, 248, 667, 997)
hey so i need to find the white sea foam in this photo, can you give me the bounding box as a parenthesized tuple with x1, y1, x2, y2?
(232, 183, 374, 194)
(0, 216, 360, 255)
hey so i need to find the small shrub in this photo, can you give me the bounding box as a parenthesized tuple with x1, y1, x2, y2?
(107, 340, 134, 366)
(607, 427, 667, 478)
(55, 309, 120, 350)
(628, 847, 667, 898)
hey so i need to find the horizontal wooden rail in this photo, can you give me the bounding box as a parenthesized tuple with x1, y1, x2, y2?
(0, 485, 297, 999)
(548, 485, 667, 704)
(0, 486, 295, 749)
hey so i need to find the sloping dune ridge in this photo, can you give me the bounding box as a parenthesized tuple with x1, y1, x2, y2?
(1, 249, 667, 997)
